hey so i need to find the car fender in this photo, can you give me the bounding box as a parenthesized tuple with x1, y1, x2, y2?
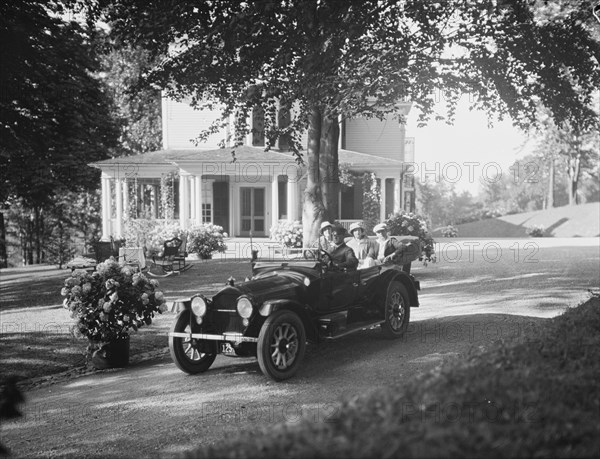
(259, 299, 318, 342)
(376, 269, 419, 307)
(170, 297, 192, 313)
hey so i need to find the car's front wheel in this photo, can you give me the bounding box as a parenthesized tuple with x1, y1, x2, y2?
(257, 310, 306, 381)
(169, 310, 217, 374)
(380, 281, 410, 339)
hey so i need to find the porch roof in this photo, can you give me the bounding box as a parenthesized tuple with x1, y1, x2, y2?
(89, 145, 405, 169)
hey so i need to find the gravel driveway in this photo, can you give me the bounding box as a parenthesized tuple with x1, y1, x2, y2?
(2, 238, 598, 458)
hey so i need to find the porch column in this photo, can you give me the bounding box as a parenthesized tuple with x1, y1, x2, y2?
(380, 178, 387, 223)
(189, 176, 196, 222)
(286, 178, 298, 221)
(122, 180, 129, 221)
(179, 174, 190, 229)
(151, 185, 158, 218)
(115, 178, 123, 238)
(393, 177, 401, 214)
(195, 175, 203, 225)
(271, 174, 279, 226)
(101, 174, 111, 241)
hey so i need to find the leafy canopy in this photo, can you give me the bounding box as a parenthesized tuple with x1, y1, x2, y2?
(0, 0, 120, 207)
(98, 0, 600, 158)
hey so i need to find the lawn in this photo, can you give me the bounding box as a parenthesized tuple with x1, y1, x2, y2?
(0, 260, 255, 389)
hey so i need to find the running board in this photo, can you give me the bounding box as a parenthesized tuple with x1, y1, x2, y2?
(321, 320, 385, 340)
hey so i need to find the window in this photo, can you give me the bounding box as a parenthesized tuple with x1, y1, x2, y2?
(278, 180, 287, 219)
(202, 203, 212, 223)
(252, 106, 265, 147)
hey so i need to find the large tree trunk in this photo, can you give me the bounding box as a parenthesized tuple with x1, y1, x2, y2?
(567, 154, 581, 206)
(302, 107, 326, 247)
(320, 114, 340, 223)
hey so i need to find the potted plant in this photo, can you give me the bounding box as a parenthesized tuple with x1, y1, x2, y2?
(186, 224, 228, 259)
(61, 258, 168, 369)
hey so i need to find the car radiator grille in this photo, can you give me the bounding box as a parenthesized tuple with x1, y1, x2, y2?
(213, 293, 245, 333)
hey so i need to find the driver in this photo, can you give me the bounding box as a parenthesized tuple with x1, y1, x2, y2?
(324, 225, 358, 271)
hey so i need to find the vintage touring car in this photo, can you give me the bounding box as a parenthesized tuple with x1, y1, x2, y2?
(168, 249, 420, 381)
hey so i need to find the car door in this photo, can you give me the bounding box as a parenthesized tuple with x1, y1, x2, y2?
(318, 269, 359, 311)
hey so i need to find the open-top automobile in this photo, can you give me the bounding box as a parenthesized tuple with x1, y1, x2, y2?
(168, 249, 420, 381)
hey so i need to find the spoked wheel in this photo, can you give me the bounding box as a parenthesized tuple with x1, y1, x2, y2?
(380, 281, 411, 339)
(257, 310, 306, 381)
(169, 310, 217, 374)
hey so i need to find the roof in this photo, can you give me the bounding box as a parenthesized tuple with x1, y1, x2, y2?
(90, 145, 405, 169)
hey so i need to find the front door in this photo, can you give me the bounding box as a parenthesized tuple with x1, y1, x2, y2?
(213, 182, 229, 234)
(240, 187, 265, 236)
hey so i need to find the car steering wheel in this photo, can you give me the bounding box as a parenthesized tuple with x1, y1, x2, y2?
(319, 249, 334, 269)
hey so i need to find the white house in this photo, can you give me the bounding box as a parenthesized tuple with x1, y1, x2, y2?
(90, 97, 416, 239)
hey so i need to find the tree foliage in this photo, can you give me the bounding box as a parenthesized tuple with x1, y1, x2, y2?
(0, 1, 120, 206)
(95, 0, 600, 244)
(101, 45, 162, 155)
(0, 1, 121, 266)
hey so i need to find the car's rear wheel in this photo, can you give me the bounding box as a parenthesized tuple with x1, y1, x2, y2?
(169, 310, 217, 374)
(380, 281, 410, 339)
(257, 310, 306, 381)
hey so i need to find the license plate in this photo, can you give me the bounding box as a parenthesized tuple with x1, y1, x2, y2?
(221, 343, 236, 355)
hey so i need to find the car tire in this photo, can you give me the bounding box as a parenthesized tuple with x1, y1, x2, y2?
(169, 310, 217, 374)
(380, 281, 410, 339)
(257, 310, 306, 381)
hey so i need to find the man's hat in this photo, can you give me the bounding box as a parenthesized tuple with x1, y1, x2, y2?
(349, 221, 364, 233)
(320, 221, 332, 232)
(373, 223, 387, 233)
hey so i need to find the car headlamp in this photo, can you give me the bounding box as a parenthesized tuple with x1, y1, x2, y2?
(236, 297, 253, 319)
(191, 296, 207, 317)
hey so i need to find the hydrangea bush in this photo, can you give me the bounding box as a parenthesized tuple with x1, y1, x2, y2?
(186, 223, 228, 258)
(386, 211, 436, 262)
(124, 219, 183, 257)
(270, 220, 303, 248)
(61, 258, 168, 342)
(441, 225, 459, 238)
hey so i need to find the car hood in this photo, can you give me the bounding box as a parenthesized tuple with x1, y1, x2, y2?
(212, 272, 306, 307)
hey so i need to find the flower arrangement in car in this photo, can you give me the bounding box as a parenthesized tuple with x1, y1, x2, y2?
(270, 220, 303, 248)
(61, 258, 168, 344)
(186, 223, 228, 259)
(386, 211, 436, 262)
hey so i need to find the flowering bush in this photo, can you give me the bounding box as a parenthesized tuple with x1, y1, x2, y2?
(441, 225, 459, 238)
(124, 219, 184, 257)
(386, 211, 436, 262)
(270, 220, 303, 248)
(61, 258, 168, 342)
(526, 224, 547, 237)
(187, 224, 228, 258)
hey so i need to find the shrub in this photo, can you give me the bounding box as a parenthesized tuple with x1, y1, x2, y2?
(526, 224, 546, 237)
(186, 224, 228, 258)
(61, 258, 168, 343)
(270, 220, 303, 248)
(386, 211, 435, 262)
(124, 219, 183, 257)
(441, 225, 458, 238)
